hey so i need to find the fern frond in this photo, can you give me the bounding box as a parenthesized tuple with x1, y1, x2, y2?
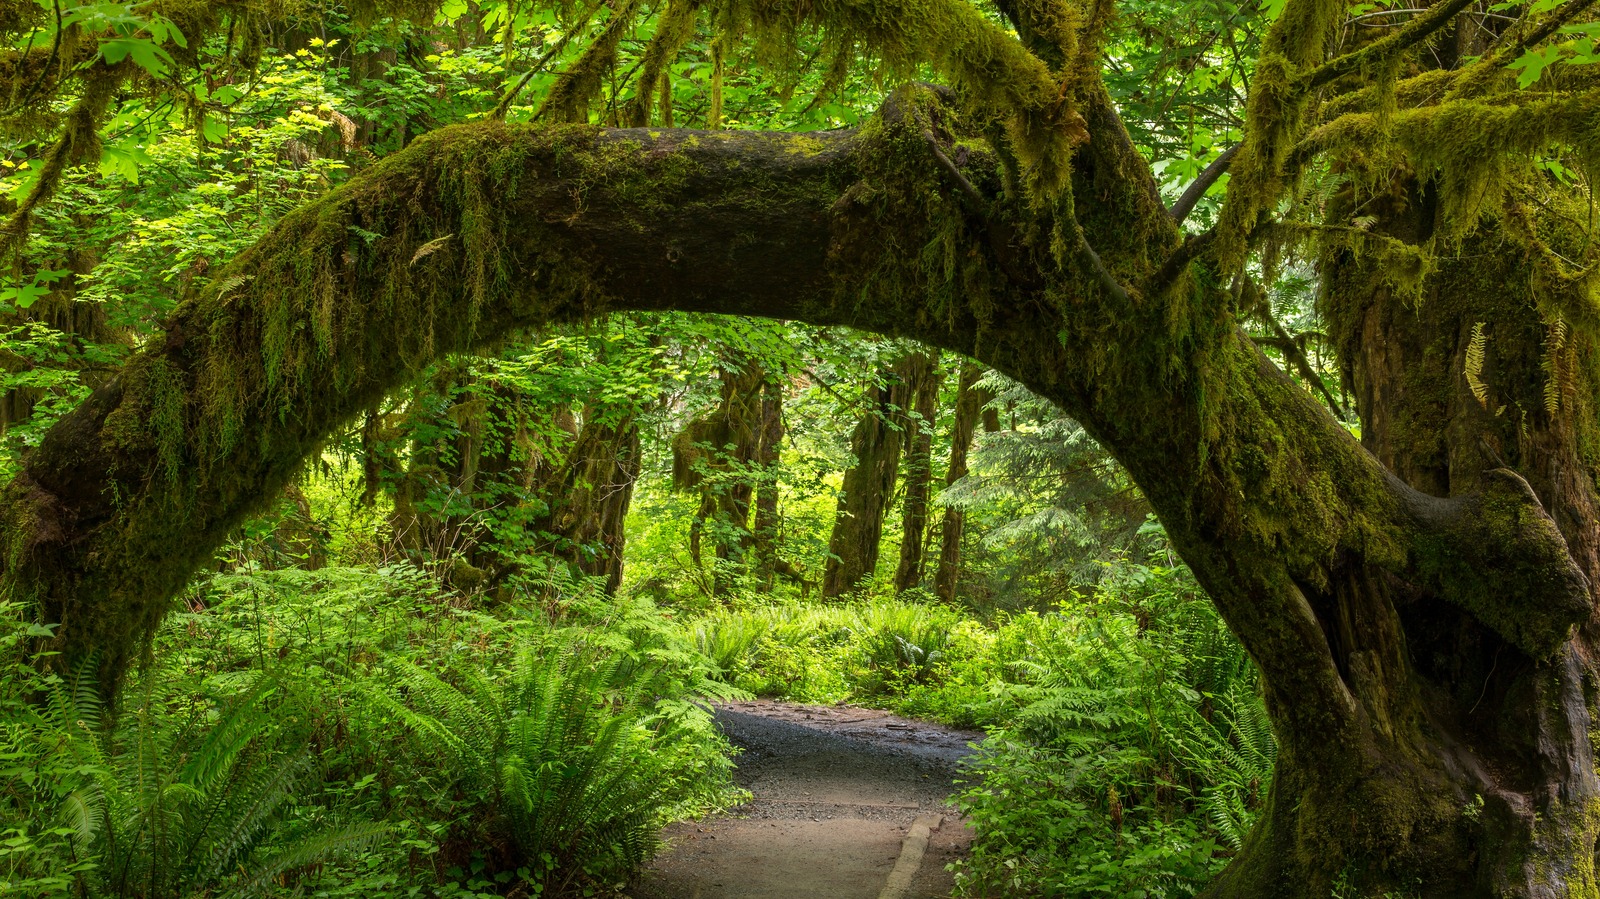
(1465, 322, 1490, 407)
(220, 821, 388, 899)
(193, 750, 311, 886)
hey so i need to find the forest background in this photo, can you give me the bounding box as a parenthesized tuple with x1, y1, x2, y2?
(0, 0, 1591, 896)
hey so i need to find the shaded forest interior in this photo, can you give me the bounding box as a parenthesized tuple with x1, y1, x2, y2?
(3, 0, 1599, 896)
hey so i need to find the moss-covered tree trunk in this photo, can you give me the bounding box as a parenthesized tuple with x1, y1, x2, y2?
(1231, 193, 1600, 898)
(4, 83, 1595, 895)
(934, 363, 989, 604)
(387, 371, 537, 586)
(822, 356, 918, 597)
(752, 376, 787, 588)
(536, 406, 641, 593)
(673, 357, 764, 597)
(893, 351, 942, 593)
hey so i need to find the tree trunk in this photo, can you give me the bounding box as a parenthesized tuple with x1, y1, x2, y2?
(752, 376, 786, 587)
(387, 370, 536, 583)
(672, 357, 764, 596)
(537, 407, 641, 593)
(823, 355, 919, 597)
(1230, 193, 1600, 898)
(893, 351, 942, 592)
(935, 363, 990, 604)
(6, 87, 1595, 894)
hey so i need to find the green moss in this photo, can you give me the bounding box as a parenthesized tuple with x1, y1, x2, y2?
(537, 0, 646, 124)
(1305, 92, 1600, 248)
(785, 135, 828, 156)
(623, 0, 701, 128)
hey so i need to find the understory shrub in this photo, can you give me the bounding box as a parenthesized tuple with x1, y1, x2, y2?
(952, 555, 1273, 897)
(375, 644, 738, 894)
(1, 562, 744, 898)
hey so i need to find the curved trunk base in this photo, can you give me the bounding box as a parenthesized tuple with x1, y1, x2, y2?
(1206, 651, 1600, 899)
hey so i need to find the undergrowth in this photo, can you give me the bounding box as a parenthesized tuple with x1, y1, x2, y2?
(1, 563, 744, 898)
(684, 547, 1272, 898)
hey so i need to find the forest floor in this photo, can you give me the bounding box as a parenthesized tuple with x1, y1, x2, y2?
(627, 700, 982, 899)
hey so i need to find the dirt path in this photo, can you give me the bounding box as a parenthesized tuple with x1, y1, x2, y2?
(628, 700, 983, 899)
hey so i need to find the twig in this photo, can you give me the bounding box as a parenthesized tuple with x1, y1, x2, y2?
(920, 129, 1045, 290)
(1493, 0, 1598, 60)
(5, 0, 64, 117)
(1069, 213, 1133, 306)
(1142, 228, 1217, 299)
(923, 131, 987, 210)
(1256, 301, 1346, 418)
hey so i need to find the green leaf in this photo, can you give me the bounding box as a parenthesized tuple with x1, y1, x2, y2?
(98, 143, 153, 183)
(1508, 44, 1565, 87)
(100, 37, 175, 76)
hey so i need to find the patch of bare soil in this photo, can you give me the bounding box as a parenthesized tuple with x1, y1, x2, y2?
(627, 700, 982, 899)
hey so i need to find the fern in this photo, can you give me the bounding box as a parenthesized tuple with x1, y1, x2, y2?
(1543, 316, 1570, 416)
(377, 641, 730, 891)
(53, 664, 382, 899)
(1465, 321, 1491, 407)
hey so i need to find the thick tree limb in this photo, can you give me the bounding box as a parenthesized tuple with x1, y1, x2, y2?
(4, 95, 1586, 762)
(1302, 0, 1478, 91)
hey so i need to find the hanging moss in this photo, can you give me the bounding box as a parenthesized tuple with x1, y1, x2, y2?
(716, 0, 1079, 196)
(623, 0, 702, 127)
(1303, 92, 1600, 247)
(538, 0, 648, 124)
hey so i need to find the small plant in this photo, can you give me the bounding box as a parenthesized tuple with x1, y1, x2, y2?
(376, 640, 738, 893)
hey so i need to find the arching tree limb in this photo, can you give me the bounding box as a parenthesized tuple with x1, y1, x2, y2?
(3, 90, 1591, 897)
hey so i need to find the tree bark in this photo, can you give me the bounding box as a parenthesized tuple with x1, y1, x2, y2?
(5, 87, 1594, 894)
(536, 407, 641, 594)
(893, 351, 942, 592)
(752, 376, 787, 588)
(822, 355, 918, 597)
(935, 362, 990, 604)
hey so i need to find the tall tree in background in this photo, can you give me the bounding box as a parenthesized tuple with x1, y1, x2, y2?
(822, 356, 915, 597)
(673, 357, 765, 596)
(6, 0, 1600, 893)
(751, 376, 789, 588)
(935, 363, 993, 603)
(892, 351, 943, 592)
(534, 405, 641, 593)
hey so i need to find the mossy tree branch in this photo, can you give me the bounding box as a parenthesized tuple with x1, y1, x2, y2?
(1301, 0, 1478, 91)
(6, 87, 1581, 705)
(5, 79, 1594, 894)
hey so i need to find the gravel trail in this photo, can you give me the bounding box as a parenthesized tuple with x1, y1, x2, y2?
(627, 700, 982, 899)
